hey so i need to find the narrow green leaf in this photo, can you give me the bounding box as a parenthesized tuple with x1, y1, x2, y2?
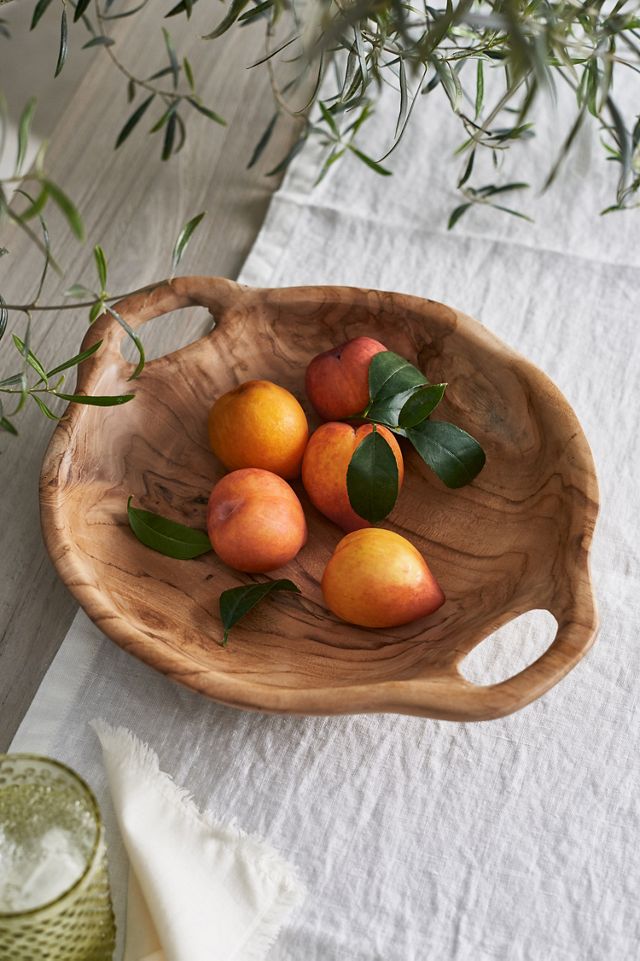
(30, 393, 60, 420)
(94, 245, 107, 291)
(13, 333, 48, 382)
(219, 579, 300, 646)
(162, 27, 179, 90)
(43, 180, 84, 240)
(74, 0, 92, 23)
(475, 59, 484, 118)
(346, 426, 399, 523)
(407, 420, 485, 488)
(161, 111, 177, 160)
(0, 416, 18, 436)
(318, 100, 339, 138)
(247, 112, 278, 169)
(55, 391, 134, 406)
(238, 0, 273, 24)
(89, 299, 106, 323)
(115, 94, 155, 148)
(127, 78, 136, 102)
(398, 383, 447, 428)
(183, 56, 195, 91)
(55, 7, 68, 78)
(150, 101, 178, 133)
(368, 351, 428, 403)
(187, 97, 226, 125)
(348, 145, 392, 176)
(18, 186, 48, 222)
(396, 57, 408, 138)
(83, 35, 115, 48)
(448, 203, 472, 230)
(31, 0, 55, 30)
(47, 340, 102, 377)
(127, 496, 212, 559)
(0, 294, 7, 343)
(106, 305, 145, 379)
(171, 211, 205, 275)
(65, 283, 95, 298)
(16, 97, 36, 175)
(166, 0, 200, 17)
(203, 0, 252, 39)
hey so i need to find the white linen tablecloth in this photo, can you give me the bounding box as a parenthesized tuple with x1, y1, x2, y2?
(12, 72, 640, 960)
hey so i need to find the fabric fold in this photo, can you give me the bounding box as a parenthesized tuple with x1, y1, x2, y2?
(92, 720, 305, 961)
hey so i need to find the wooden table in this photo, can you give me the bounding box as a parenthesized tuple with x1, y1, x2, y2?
(0, 2, 299, 748)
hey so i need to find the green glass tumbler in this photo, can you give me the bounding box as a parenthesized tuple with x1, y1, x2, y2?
(0, 754, 116, 960)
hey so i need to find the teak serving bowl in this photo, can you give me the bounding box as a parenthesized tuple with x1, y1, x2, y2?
(40, 277, 599, 722)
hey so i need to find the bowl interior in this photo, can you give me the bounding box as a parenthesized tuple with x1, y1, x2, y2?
(51, 288, 589, 697)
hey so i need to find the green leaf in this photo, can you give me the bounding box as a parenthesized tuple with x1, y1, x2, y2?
(54, 391, 134, 406)
(127, 496, 212, 559)
(448, 203, 472, 230)
(161, 111, 178, 160)
(43, 180, 84, 240)
(165, 0, 200, 17)
(55, 7, 68, 78)
(13, 333, 48, 383)
(0, 416, 18, 436)
(368, 350, 427, 403)
(106, 305, 145, 379)
(203, 0, 252, 39)
(150, 101, 178, 133)
(475, 59, 484, 118)
(30, 393, 60, 420)
(238, 0, 273, 24)
(219, 579, 300, 646)
(47, 340, 102, 377)
(247, 112, 278, 169)
(187, 97, 226, 125)
(347, 145, 392, 176)
(366, 386, 421, 428)
(31, 0, 55, 30)
(115, 94, 155, 148)
(0, 294, 7, 343)
(74, 0, 92, 22)
(162, 27, 179, 90)
(93, 245, 107, 291)
(318, 100, 339, 138)
(19, 186, 48, 220)
(83, 35, 115, 48)
(65, 283, 95, 299)
(346, 426, 399, 523)
(171, 211, 205, 275)
(407, 420, 485, 488)
(183, 56, 195, 91)
(398, 383, 447, 428)
(16, 97, 36, 175)
(89, 299, 106, 323)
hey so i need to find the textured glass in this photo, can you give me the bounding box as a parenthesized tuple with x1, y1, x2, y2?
(0, 755, 116, 960)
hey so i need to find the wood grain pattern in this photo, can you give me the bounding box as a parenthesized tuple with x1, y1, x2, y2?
(40, 277, 600, 721)
(0, 2, 303, 748)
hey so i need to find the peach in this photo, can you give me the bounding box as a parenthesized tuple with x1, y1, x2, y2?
(305, 336, 387, 421)
(207, 468, 307, 573)
(322, 529, 445, 628)
(302, 422, 404, 532)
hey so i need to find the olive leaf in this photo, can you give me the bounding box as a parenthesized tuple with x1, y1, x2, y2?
(115, 94, 155, 149)
(54, 6, 68, 78)
(46, 340, 103, 378)
(54, 391, 134, 406)
(407, 420, 486, 488)
(94, 245, 108, 291)
(218, 579, 300, 647)
(127, 496, 212, 559)
(170, 211, 205, 276)
(346, 425, 399, 523)
(16, 98, 36, 175)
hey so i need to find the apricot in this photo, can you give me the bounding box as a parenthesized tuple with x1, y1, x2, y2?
(305, 336, 387, 421)
(302, 422, 404, 532)
(208, 380, 308, 480)
(322, 528, 445, 628)
(207, 468, 307, 573)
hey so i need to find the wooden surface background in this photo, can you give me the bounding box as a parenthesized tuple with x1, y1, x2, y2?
(0, 2, 299, 748)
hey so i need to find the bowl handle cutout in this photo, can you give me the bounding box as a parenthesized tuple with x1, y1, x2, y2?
(444, 593, 598, 722)
(74, 276, 249, 392)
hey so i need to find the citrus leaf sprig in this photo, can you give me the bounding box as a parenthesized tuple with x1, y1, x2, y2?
(126, 497, 301, 646)
(345, 350, 486, 523)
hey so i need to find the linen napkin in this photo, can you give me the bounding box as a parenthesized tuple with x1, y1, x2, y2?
(91, 721, 305, 961)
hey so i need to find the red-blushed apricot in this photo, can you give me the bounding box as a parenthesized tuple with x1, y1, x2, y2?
(207, 468, 307, 573)
(321, 528, 445, 628)
(302, 422, 404, 532)
(305, 336, 387, 421)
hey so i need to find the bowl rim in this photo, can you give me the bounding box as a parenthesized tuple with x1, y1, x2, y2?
(39, 277, 599, 722)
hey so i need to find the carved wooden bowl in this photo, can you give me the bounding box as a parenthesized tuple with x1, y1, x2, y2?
(40, 277, 599, 721)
